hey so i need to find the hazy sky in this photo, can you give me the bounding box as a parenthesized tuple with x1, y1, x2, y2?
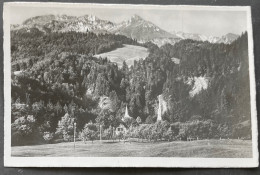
(9, 4, 247, 37)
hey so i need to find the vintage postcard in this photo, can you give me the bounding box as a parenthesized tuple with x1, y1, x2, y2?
(3, 2, 258, 167)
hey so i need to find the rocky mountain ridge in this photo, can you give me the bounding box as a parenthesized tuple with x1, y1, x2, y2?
(11, 14, 239, 45)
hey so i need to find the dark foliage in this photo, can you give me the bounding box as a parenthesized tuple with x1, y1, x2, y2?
(11, 30, 251, 145)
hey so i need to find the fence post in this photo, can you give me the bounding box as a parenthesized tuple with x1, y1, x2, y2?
(100, 125, 102, 142)
(74, 122, 76, 150)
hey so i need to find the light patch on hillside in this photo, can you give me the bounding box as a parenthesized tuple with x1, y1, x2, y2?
(171, 57, 180, 64)
(159, 95, 168, 114)
(86, 86, 94, 95)
(98, 96, 112, 111)
(94, 44, 149, 67)
(187, 76, 209, 97)
(14, 71, 23, 76)
(151, 38, 180, 47)
(156, 94, 168, 120)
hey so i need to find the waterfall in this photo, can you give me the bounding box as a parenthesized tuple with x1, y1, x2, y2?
(157, 95, 162, 121)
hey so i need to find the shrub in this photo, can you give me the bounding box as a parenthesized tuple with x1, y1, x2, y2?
(81, 122, 98, 143)
(102, 126, 113, 140)
(117, 131, 124, 141)
(82, 128, 97, 143)
(136, 116, 142, 125)
(43, 132, 54, 143)
(11, 115, 41, 146)
(55, 113, 75, 141)
(178, 120, 219, 140)
(163, 128, 174, 141)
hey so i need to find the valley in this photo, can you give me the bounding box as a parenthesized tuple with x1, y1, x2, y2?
(10, 13, 251, 152)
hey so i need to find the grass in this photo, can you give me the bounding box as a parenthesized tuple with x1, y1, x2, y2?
(94, 44, 149, 67)
(11, 139, 252, 158)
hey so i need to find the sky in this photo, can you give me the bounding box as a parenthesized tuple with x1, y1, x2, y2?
(8, 4, 248, 37)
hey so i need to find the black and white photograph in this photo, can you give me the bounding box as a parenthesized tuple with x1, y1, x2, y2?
(3, 2, 258, 167)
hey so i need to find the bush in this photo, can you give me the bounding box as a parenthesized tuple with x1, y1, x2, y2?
(11, 115, 42, 146)
(43, 132, 54, 143)
(127, 121, 172, 142)
(124, 119, 237, 142)
(55, 113, 75, 141)
(81, 128, 97, 143)
(102, 126, 113, 140)
(232, 121, 251, 139)
(117, 131, 124, 141)
(81, 122, 98, 143)
(178, 120, 219, 140)
(163, 128, 174, 141)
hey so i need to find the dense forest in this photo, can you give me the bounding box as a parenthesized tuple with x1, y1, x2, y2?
(11, 28, 251, 145)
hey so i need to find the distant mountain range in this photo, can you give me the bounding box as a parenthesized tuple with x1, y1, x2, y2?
(172, 31, 239, 45)
(11, 14, 115, 33)
(11, 14, 240, 46)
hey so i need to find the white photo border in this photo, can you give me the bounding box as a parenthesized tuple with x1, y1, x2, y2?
(3, 2, 259, 168)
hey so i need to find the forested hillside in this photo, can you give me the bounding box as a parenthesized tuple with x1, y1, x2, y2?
(11, 28, 251, 145)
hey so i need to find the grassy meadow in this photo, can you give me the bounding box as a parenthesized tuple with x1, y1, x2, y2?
(94, 44, 149, 67)
(11, 139, 252, 158)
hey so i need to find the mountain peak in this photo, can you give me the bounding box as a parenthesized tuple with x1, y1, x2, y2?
(56, 14, 69, 18)
(129, 14, 144, 23)
(131, 14, 142, 20)
(224, 33, 239, 39)
(80, 14, 99, 22)
(225, 33, 238, 36)
(23, 14, 56, 25)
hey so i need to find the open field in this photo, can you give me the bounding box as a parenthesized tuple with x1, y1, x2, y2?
(94, 44, 149, 67)
(11, 139, 252, 158)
